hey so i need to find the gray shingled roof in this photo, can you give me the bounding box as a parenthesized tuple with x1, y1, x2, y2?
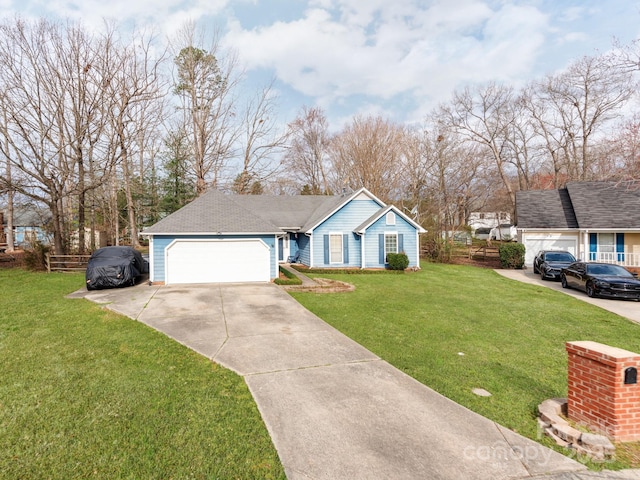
(143, 190, 348, 235)
(516, 181, 640, 229)
(1, 206, 51, 227)
(516, 189, 578, 229)
(567, 182, 640, 229)
(354, 206, 392, 233)
(229, 193, 346, 231)
(143, 190, 281, 234)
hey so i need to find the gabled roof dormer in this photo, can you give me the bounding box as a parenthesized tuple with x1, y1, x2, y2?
(302, 187, 386, 233)
(354, 205, 426, 234)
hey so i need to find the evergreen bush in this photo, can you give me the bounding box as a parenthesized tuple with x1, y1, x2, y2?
(386, 252, 409, 271)
(498, 243, 525, 269)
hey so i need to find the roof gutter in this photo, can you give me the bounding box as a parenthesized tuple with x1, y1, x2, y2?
(140, 230, 284, 236)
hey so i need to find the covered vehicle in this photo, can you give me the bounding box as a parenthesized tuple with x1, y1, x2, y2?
(560, 261, 640, 300)
(86, 246, 147, 290)
(533, 250, 576, 280)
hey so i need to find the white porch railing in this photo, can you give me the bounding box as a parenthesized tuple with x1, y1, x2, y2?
(591, 252, 640, 268)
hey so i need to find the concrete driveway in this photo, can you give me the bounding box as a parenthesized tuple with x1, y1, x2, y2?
(76, 281, 594, 480)
(495, 270, 640, 324)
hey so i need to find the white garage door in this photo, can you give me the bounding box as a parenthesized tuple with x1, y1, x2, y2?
(523, 235, 578, 267)
(166, 239, 270, 284)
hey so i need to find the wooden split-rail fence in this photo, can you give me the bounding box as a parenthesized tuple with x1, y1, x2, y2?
(45, 253, 91, 273)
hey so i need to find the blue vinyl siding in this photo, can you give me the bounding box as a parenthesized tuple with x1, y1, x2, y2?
(295, 234, 311, 266)
(365, 216, 418, 268)
(312, 199, 380, 267)
(152, 236, 172, 281)
(286, 235, 300, 262)
(13, 226, 50, 246)
(150, 234, 277, 281)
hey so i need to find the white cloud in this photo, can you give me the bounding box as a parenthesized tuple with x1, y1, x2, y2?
(7, 0, 230, 35)
(224, 0, 550, 113)
(559, 6, 596, 23)
(3, 0, 638, 126)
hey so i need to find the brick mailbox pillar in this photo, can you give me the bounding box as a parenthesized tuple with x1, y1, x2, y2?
(566, 341, 640, 442)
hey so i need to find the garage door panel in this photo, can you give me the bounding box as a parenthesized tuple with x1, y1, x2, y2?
(167, 240, 270, 284)
(524, 236, 578, 266)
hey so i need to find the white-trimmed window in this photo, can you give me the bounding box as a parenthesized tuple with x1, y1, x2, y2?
(386, 211, 396, 225)
(329, 233, 343, 264)
(384, 233, 398, 256)
(598, 233, 615, 254)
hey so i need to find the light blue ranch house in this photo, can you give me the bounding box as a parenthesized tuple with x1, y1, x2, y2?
(142, 187, 426, 285)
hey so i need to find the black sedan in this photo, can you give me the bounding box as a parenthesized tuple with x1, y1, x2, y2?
(86, 246, 148, 290)
(533, 250, 576, 280)
(560, 262, 640, 300)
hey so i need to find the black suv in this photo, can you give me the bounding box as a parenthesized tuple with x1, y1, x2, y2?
(533, 250, 576, 280)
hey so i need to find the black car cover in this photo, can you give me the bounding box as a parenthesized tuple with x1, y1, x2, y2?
(86, 246, 146, 290)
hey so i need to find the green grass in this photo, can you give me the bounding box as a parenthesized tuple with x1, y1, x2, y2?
(0, 270, 284, 479)
(289, 262, 640, 468)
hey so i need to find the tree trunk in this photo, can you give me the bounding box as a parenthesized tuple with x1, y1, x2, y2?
(121, 152, 140, 248)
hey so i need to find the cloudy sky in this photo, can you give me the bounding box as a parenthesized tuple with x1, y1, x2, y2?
(4, 0, 640, 128)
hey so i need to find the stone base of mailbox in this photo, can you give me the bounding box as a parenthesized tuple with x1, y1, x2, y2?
(567, 341, 640, 442)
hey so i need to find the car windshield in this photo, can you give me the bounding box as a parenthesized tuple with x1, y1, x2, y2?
(586, 264, 633, 277)
(546, 252, 575, 262)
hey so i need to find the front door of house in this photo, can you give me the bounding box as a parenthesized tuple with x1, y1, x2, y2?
(278, 234, 290, 262)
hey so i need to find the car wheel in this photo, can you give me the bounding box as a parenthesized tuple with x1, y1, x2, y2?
(586, 282, 596, 298)
(561, 275, 569, 289)
(533, 264, 539, 274)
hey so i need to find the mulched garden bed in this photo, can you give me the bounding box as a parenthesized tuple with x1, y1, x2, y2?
(0, 250, 25, 268)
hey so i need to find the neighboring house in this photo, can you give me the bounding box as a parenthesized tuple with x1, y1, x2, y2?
(1, 206, 52, 247)
(469, 211, 511, 230)
(489, 224, 518, 241)
(468, 211, 513, 240)
(516, 181, 640, 268)
(69, 228, 109, 251)
(473, 227, 492, 240)
(142, 188, 426, 285)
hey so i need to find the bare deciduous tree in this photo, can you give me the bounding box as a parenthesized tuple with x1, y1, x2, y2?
(284, 106, 331, 194)
(606, 115, 640, 182)
(0, 18, 109, 254)
(0, 105, 14, 252)
(104, 27, 167, 247)
(233, 81, 289, 194)
(438, 82, 518, 208)
(525, 55, 636, 184)
(329, 115, 404, 202)
(172, 23, 239, 195)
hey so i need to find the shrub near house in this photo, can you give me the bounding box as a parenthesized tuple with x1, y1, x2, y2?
(499, 243, 525, 269)
(387, 252, 409, 270)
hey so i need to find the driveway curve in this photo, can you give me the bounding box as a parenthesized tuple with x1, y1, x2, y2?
(79, 282, 595, 480)
(495, 269, 640, 324)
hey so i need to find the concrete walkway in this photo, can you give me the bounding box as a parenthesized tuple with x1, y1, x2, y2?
(74, 281, 640, 479)
(279, 263, 318, 286)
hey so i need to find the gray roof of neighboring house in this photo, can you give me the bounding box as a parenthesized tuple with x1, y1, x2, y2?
(142, 189, 354, 235)
(566, 181, 640, 229)
(1, 206, 51, 227)
(516, 181, 640, 230)
(515, 189, 578, 229)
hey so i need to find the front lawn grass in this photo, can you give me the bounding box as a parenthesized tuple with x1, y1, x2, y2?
(0, 270, 284, 479)
(289, 262, 640, 469)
